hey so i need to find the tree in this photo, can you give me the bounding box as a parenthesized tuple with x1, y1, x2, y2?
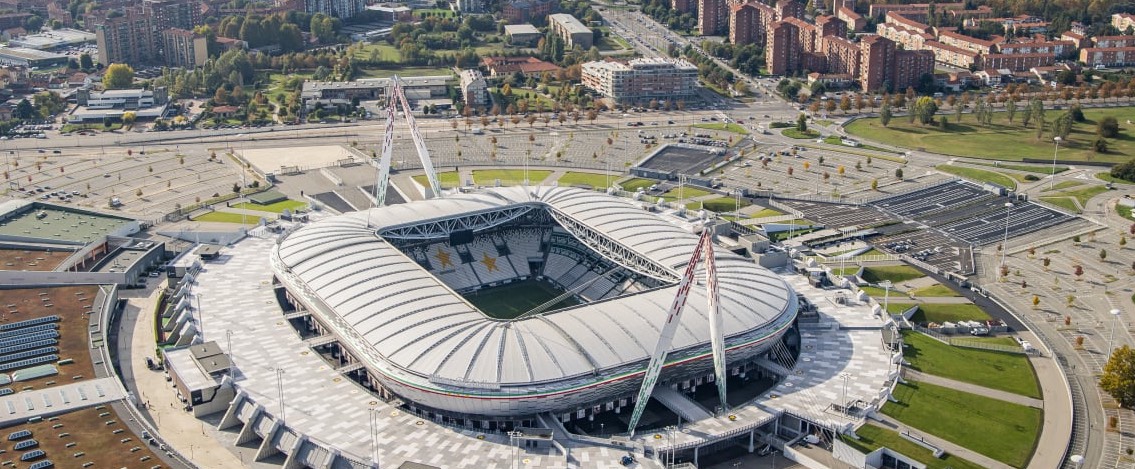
(1101, 345, 1135, 408)
(122, 111, 136, 126)
(1006, 99, 1017, 123)
(880, 102, 892, 127)
(871, 179, 878, 190)
(1074, 264, 1084, 279)
(1094, 137, 1110, 153)
(1032, 295, 1040, 308)
(1101, 248, 1108, 261)
(894, 168, 904, 180)
(1099, 116, 1121, 138)
(796, 113, 807, 132)
(278, 23, 304, 53)
(912, 96, 938, 125)
(102, 63, 135, 89)
(13, 99, 34, 120)
(1043, 257, 1051, 270)
(78, 53, 93, 71)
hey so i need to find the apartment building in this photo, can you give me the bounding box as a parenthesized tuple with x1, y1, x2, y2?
(145, 0, 202, 31)
(95, 9, 155, 65)
(822, 36, 860, 76)
(699, 0, 729, 35)
(837, 7, 865, 31)
(765, 20, 800, 75)
(936, 30, 996, 54)
(581, 58, 698, 102)
(876, 21, 932, 50)
(868, 2, 965, 20)
(982, 52, 1053, 70)
(501, 0, 555, 23)
(549, 13, 593, 50)
(1081, 47, 1135, 67)
(303, 0, 366, 19)
(924, 40, 979, 68)
(459, 69, 489, 108)
(858, 35, 932, 92)
(672, 0, 695, 14)
(728, 1, 776, 45)
(775, 0, 803, 21)
(1113, 13, 1135, 33)
(1093, 35, 1135, 48)
(161, 28, 207, 68)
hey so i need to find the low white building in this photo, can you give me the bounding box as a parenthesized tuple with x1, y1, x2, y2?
(459, 69, 488, 109)
(68, 87, 170, 123)
(581, 57, 698, 102)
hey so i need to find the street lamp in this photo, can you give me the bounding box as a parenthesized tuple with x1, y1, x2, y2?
(1050, 136, 1062, 190)
(839, 372, 851, 415)
(508, 430, 523, 469)
(880, 280, 893, 315)
(1000, 203, 1013, 270)
(1108, 308, 1122, 357)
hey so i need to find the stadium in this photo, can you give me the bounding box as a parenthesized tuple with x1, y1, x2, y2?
(270, 185, 799, 428)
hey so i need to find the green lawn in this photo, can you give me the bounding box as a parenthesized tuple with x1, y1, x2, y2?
(861, 265, 926, 283)
(935, 164, 1017, 190)
(1045, 180, 1084, 191)
(659, 186, 713, 200)
(902, 331, 1040, 398)
(822, 135, 900, 154)
(909, 303, 991, 324)
(618, 178, 656, 191)
(687, 197, 751, 212)
(782, 128, 821, 139)
(412, 7, 457, 17)
(1118, 204, 1133, 220)
(232, 199, 307, 213)
(413, 171, 461, 188)
(1097, 172, 1135, 185)
(976, 162, 1069, 174)
(472, 169, 553, 185)
(1039, 197, 1080, 212)
(884, 381, 1042, 468)
(768, 225, 816, 242)
(190, 211, 261, 224)
(910, 283, 961, 297)
(556, 171, 617, 189)
(749, 207, 784, 218)
(883, 301, 919, 314)
(829, 266, 861, 276)
(465, 279, 577, 319)
(844, 107, 1135, 163)
(1047, 184, 1110, 206)
(693, 122, 750, 135)
(843, 424, 986, 469)
(860, 285, 907, 298)
(352, 43, 401, 61)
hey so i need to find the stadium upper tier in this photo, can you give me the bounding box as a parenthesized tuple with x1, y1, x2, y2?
(271, 187, 797, 416)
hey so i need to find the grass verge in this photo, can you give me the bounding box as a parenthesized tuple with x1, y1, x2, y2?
(883, 380, 1042, 468)
(191, 211, 261, 224)
(413, 171, 461, 188)
(909, 303, 991, 323)
(557, 171, 617, 189)
(935, 164, 1017, 190)
(694, 122, 750, 134)
(782, 128, 821, 139)
(902, 331, 1041, 398)
(472, 169, 553, 185)
(861, 265, 926, 283)
(843, 424, 986, 469)
(910, 283, 961, 297)
(232, 199, 307, 213)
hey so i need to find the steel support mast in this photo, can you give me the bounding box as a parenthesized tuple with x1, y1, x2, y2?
(626, 228, 726, 436)
(703, 232, 728, 413)
(373, 77, 442, 207)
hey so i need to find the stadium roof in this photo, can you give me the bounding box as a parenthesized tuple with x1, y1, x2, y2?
(274, 187, 795, 390)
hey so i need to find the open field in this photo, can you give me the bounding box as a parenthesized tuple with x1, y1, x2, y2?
(902, 331, 1041, 398)
(911, 283, 961, 297)
(472, 169, 552, 185)
(1039, 185, 1110, 213)
(909, 303, 991, 324)
(1097, 172, 1135, 184)
(845, 107, 1135, 163)
(232, 199, 307, 213)
(860, 265, 926, 283)
(693, 123, 749, 134)
(687, 197, 751, 212)
(618, 178, 656, 191)
(935, 164, 1018, 190)
(412, 171, 461, 188)
(975, 162, 1069, 174)
(556, 171, 619, 188)
(659, 186, 713, 200)
(883, 380, 1042, 468)
(190, 211, 262, 224)
(842, 424, 986, 469)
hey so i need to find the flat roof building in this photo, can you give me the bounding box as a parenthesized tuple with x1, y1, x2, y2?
(549, 13, 593, 50)
(7, 28, 95, 50)
(503, 23, 541, 45)
(300, 76, 451, 111)
(69, 87, 170, 123)
(459, 69, 489, 109)
(582, 57, 698, 103)
(0, 46, 68, 68)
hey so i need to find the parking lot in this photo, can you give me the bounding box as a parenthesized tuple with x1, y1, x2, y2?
(638, 143, 726, 175)
(781, 200, 895, 228)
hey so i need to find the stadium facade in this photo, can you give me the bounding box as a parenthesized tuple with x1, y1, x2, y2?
(271, 187, 798, 424)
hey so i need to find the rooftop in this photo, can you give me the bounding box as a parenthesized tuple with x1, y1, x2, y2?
(0, 46, 67, 61)
(549, 13, 591, 34)
(504, 23, 540, 35)
(0, 203, 134, 245)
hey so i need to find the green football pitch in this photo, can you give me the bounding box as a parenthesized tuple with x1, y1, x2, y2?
(465, 279, 579, 319)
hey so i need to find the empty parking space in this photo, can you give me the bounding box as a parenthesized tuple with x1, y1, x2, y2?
(638, 144, 723, 175)
(781, 200, 896, 228)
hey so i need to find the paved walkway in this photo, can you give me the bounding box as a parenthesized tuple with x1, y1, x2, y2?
(871, 415, 1014, 469)
(1021, 330, 1078, 469)
(903, 369, 1042, 408)
(908, 296, 977, 304)
(126, 288, 251, 469)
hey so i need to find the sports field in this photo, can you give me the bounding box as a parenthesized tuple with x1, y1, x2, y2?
(465, 279, 579, 319)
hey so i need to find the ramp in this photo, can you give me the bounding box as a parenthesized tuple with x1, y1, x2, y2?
(651, 386, 713, 423)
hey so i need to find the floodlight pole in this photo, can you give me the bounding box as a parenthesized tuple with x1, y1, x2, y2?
(880, 280, 892, 315)
(1050, 136, 1061, 190)
(1109, 308, 1122, 358)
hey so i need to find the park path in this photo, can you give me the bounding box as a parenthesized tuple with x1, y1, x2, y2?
(907, 296, 976, 304)
(538, 169, 567, 186)
(902, 369, 1042, 408)
(870, 414, 1015, 469)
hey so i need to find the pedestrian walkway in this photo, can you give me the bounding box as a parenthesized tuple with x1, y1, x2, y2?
(539, 169, 567, 186)
(126, 289, 250, 469)
(871, 415, 1014, 469)
(903, 369, 1042, 408)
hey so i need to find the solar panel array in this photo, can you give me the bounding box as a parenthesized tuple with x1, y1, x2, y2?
(14, 439, 37, 450)
(0, 355, 57, 372)
(0, 347, 58, 365)
(0, 339, 58, 356)
(0, 316, 59, 332)
(0, 324, 56, 341)
(19, 449, 44, 461)
(0, 331, 59, 349)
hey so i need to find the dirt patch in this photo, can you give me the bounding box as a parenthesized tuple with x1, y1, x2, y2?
(0, 285, 100, 390)
(0, 404, 164, 468)
(0, 249, 72, 272)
